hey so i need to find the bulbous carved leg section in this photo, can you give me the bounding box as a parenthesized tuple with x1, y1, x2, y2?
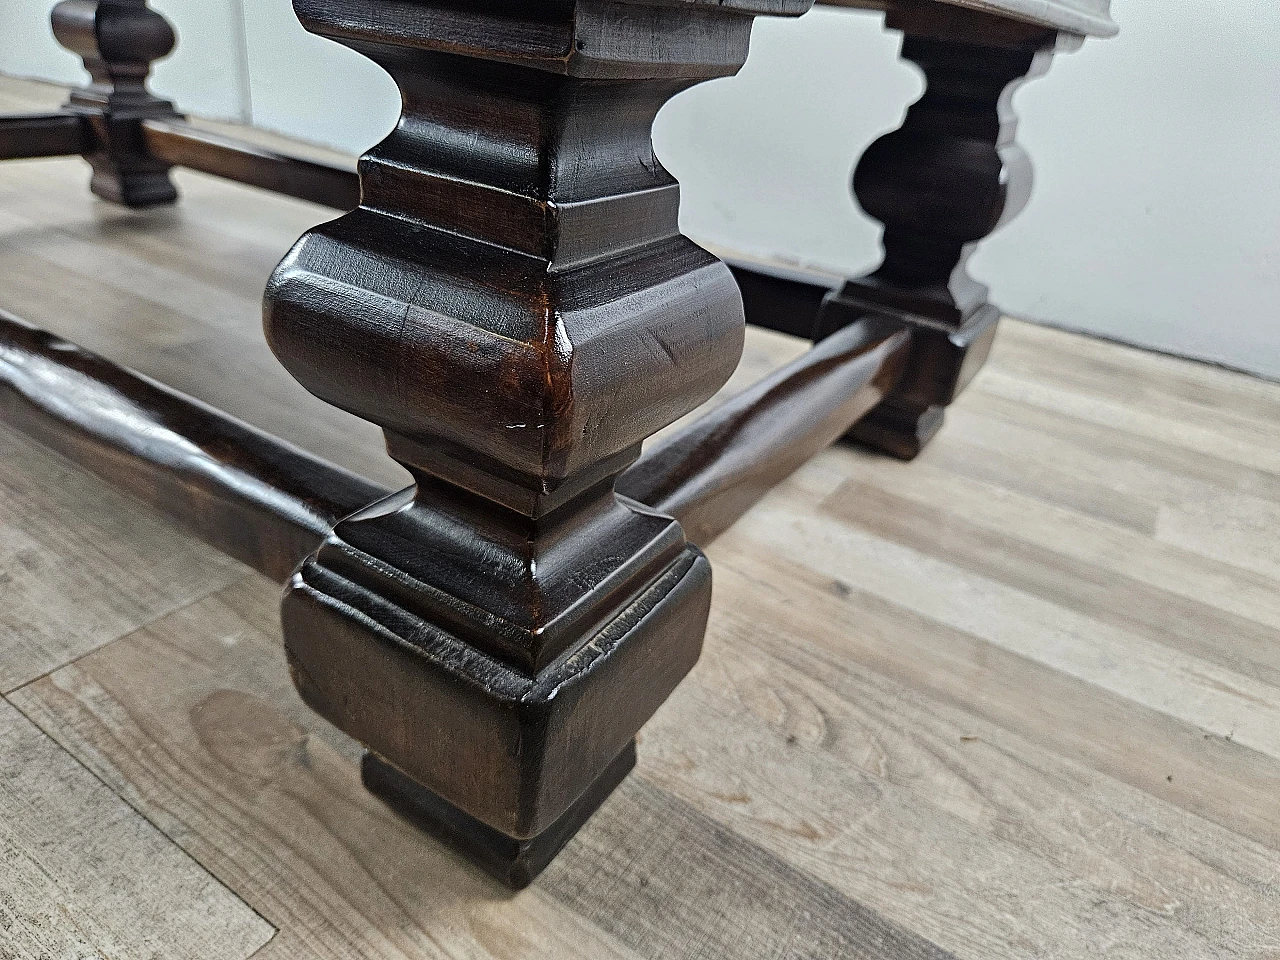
(52, 0, 179, 206)
(819, 17, 1059, 458)
(264, 0, 811, 885)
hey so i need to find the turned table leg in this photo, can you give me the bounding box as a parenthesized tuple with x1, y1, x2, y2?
(51, 0, 180, 206)
(819, 10, 1071, 459)
(263, 0, 811, 887)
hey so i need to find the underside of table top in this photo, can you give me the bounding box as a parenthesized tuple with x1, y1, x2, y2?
(673, 0, 1118, 36)
(292, 0, 1113, 80)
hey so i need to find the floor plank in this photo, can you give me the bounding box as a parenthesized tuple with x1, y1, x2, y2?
(0, 423, 243, 692)
(978, 368, 1280, 475)
(720, 484, 1280, 858)
(0, 696, 274, 960)
(839, 445, 1280, 641)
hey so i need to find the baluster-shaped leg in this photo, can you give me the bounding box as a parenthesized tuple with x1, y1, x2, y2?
(52, 0, 179, 206)
(818, 11, 1070, 459)
(264, 0, 811, 887)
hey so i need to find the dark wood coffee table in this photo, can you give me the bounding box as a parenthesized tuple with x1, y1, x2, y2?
(0, 0, 1114, 887)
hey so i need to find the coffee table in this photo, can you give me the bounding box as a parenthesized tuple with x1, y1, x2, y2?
(0, 0, 1114, 887)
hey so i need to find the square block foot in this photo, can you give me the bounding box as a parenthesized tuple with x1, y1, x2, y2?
(362, 741, 637, 889)
(89, 168, 178, 208)
(846, 402, 944, 460)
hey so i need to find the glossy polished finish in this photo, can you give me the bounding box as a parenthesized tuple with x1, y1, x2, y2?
(0, 309, 384, 581)
(0, 118, 1266, 951)
(0, 303, 910, 603)
(0, 112, 90, 159)
(141, 119, 360, 210)
(262, 0, 815, 886)
(0, 0, 1117, 892)
(620, 316, 911, 545)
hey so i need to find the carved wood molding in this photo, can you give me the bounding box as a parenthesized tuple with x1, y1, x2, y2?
(263, 0, 814, 885)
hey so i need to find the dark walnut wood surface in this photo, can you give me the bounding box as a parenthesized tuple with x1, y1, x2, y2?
(823, 0, 1116, 35)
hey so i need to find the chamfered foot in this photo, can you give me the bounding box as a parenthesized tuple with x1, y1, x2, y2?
(363, 742, 637, 889)
(826, 300, 999, 459)
(846, 401, 944, 460)
(88, 164, 178, 208)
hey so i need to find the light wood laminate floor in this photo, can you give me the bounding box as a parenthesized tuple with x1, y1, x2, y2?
(1, 76, 1278, 960)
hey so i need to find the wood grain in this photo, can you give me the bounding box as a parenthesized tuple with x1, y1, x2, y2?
(0, 421, 243, 692)
(540, 779, 954, 960)
(619, 316, 909, 545)
(0, 80, 408, 492)
(257, 0, 833, 879)
(745, 499, 1280, 761)
(661, 548, 1280, 952)
(0, 696, 273, 960)
(13, 581, 641, 960)
(635, 555, 1252, 958)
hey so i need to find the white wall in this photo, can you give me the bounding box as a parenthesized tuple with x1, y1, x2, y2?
(3, 0, 1277, 378)
(237, 0, 398, 156)
(2, 0, 250, 120)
